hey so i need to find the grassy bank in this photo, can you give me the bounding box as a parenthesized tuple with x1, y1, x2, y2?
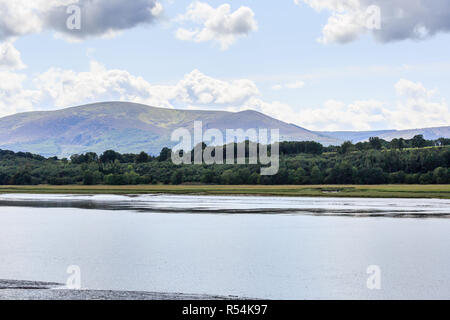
(0, 185, 449, 199)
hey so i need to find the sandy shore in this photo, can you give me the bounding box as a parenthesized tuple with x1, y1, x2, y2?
(0, 280, 241, 300)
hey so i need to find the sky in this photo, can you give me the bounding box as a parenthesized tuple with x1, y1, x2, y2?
(1, 0, 450, 131)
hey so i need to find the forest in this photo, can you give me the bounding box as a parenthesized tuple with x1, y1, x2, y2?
(0, 135, 449, 186)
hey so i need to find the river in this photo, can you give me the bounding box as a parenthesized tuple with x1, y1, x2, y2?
(0, 194, 449, 299)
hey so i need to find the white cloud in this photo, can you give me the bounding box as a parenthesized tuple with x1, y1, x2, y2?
(29, 62, 300, 123)
(244, 97, 298, 124)
(296, 99, 388, 131)
(175, 1, 258, 49)
(0, 60, 296, 125)
(395, 78, 436, 99)
(176, 69, 259, 105)
(389, 79, 449, 129)
(0, 71, 40, 116)
(0, 0, 45, 40)
(33, 61, 183, 110)
(0, 61, 263, 117)
(293, 80, 449, 130)
(1, 62, 448, 132)
(297, 0, 450, 43)
(0, 40, 26, 70)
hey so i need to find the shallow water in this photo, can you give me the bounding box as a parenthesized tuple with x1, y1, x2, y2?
(0, 194, 449, 299)
(1, 193, 450, 217)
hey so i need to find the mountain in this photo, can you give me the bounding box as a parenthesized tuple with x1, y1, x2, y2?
(0, 102, 341, 157)
(319, 126, 450, 143)
(2, 101, 448, 158)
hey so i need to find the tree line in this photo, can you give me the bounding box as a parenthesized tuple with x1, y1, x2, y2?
(0, 135, 449, 186)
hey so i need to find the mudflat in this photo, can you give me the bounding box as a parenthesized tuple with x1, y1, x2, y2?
(0, 280, 241, 300)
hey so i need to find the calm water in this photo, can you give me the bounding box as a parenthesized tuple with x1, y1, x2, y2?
(0, 194, 449, 299)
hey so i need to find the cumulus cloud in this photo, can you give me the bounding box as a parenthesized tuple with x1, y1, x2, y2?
(0, 60, 296, 125)
(33, 63, 260, 110)
(0, 40, 26, 70)
(0, 0, 163, 42)
(395, 78, 437, 99)
(296, 99, 389, 131)
(389, 79, 448, 129)
(0, 61, 264, 117)
(0, 0, 45, 40)
(296, 0, 450, 43)
(1, 62, 448, 131)
(0, 71, 40, 116)
(294, 80, 449, 130)
(175, 1, 258, 49)
(243, 97, 298, 124)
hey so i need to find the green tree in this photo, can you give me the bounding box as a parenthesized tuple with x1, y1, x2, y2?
(83, 171, 94, 185)
(369, 137, 382, 150)
(100, 150, 122, 163)
(433, 167, 448, 184)
(391, 138, 404, 150)
(159, 147, 171, 162)
(136, 151, 150, 163)
(221, 169, 240, 185)
(340, 141, 355, 154)
(419, 172, 433, 184)
(412, 135, 427, 148)
(201, 169, 215, 184)
(310, 166, 323, 184)
(289, 168, 306, 184)
(171, 170, 184, 185)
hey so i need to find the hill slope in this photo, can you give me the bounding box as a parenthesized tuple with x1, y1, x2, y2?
(0, 102, 340, 157)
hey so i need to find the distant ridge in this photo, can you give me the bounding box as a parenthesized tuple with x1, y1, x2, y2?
(0, 102, 340, 157)
(1, 101, 448, 157)
(319, 126, 450, 143)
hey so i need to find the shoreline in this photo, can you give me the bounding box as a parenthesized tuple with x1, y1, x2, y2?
(0, 184, 449, 199)
(0, 280, 243, 300)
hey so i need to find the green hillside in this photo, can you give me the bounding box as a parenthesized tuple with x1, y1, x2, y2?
(0, 102, 340, 157)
